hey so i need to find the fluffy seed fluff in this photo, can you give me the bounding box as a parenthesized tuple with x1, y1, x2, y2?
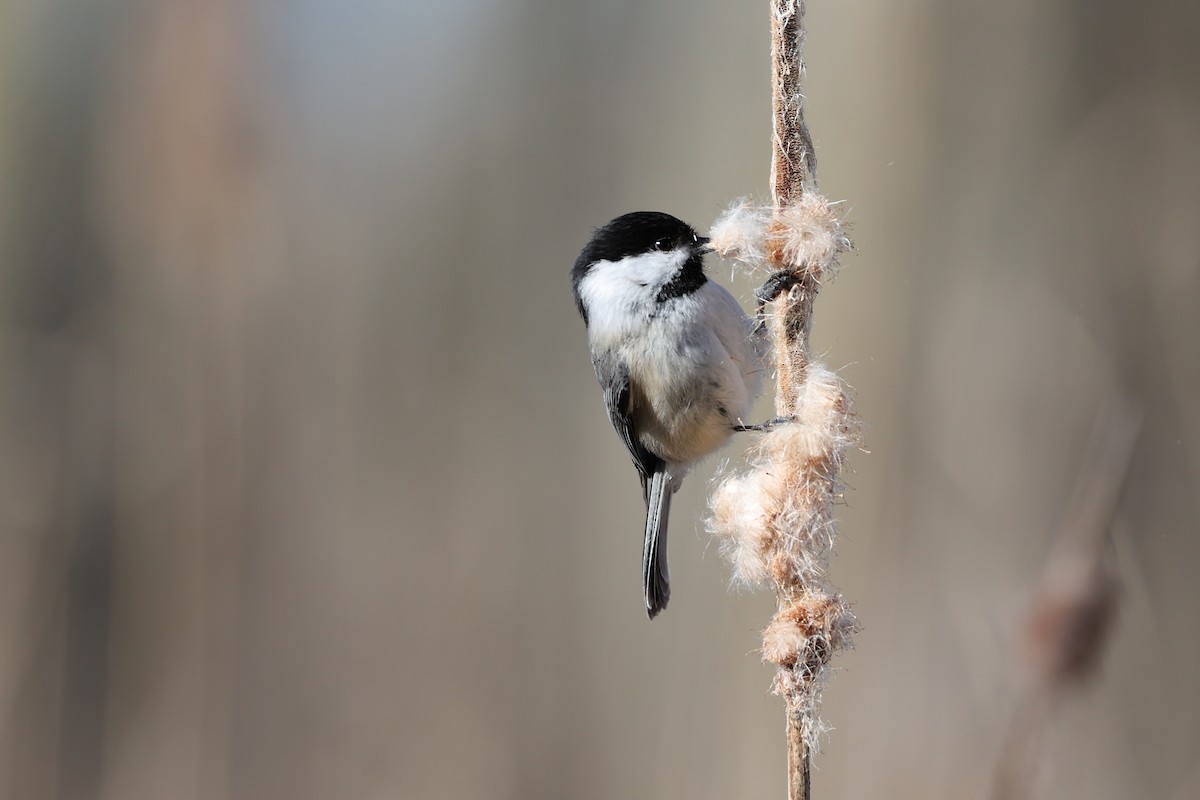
(709, 364, 858, 590)
(707, 198, 769, 267)
(705, 191, 858, 758)
(708, 362, 859, 754)
(708, 193, 851, 279)
(762, 595, 857, 675)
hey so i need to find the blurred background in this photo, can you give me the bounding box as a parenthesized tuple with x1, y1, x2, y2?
(2, 0, 1198, 798)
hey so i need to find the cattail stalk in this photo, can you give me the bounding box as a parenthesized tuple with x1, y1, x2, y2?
(708, 3, 856, 799)
(990, 402, 1136, 800)
(770, 0, 816, 414)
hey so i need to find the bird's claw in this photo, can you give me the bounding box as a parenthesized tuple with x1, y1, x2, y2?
(733, 416, 796, 433)
(754, 270, 803, 333)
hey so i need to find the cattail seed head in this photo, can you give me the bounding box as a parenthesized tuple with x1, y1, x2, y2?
(708, 363, 859, 591)
(706, 183, 858, 771)
(708, 199, 771, 267)
(708, 194, 850, 278)
(762, 595, 857, 674)
(777, 194, 852, 278)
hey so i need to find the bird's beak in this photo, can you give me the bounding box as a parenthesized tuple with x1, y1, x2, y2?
(694, 236, 713, 255)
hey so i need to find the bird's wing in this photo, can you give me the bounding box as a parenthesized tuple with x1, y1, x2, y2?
(707, 282, 767, 392)
(593, 352, 664, 502)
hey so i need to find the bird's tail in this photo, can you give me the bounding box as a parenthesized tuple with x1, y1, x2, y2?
(643, 469, 675, 619)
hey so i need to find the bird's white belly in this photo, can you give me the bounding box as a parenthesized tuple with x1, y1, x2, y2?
(625, 319, 753, 465)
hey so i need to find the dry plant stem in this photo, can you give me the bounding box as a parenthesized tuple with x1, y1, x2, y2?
(771, 0, 817, 206)
(771, 0, 817, 414)
(786, 709, 812, 800)
(992, 685, 1054, 800)
(771, 3, 817, 798)
(708, 6, 853, 800)
(990, 401, 1139, 800)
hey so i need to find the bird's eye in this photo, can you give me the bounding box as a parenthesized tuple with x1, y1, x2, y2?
(654, 238, 672, 251)
(692, 233, 699, 243)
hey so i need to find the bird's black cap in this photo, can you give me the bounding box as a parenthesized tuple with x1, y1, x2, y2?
(571, 212, 708, 324)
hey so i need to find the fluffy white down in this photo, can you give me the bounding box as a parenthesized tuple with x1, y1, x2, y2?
(707, 194, 850, 278)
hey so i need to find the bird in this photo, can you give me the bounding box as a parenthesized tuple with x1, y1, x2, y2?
(571, 211, 765, 618)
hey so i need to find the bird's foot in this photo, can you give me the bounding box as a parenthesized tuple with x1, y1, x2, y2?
(733, 416, 796, 433)
(753, 270, 803, 333)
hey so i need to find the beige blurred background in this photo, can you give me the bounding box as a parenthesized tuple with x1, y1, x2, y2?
(2, 1, 1198, 798)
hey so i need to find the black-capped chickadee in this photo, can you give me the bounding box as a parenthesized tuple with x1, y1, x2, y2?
(572, 212, 765, 619)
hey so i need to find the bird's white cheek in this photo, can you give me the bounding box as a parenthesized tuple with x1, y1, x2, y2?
(577, 266, 659, 346)
(577, 249, 691, 328)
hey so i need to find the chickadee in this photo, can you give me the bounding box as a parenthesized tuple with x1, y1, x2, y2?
(572, 212, 765, 619)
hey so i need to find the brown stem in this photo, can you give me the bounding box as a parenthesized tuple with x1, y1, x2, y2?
(773, 277, 817, 415)
(771, 0, 816, 207)
(786, 698, 811, 800)
(769, 0, 819, 414)
(770, 4, 818, 798)
(989, 401, 1138, 800)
